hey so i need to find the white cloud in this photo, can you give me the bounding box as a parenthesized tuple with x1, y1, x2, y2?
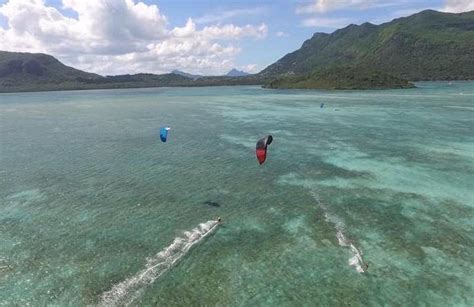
(301, 17, 351, 28)
(276, 31, 288, 37)
(295, 1, 450, 30)
(0, 0, 267, 75)
(240, 64, 258, 73)
(296, 0, 410, 14)
(195, 7, 267, 24)
(201, 22, 268, 40)
(443, 0, 474, 13)
(297, 0, 372, 14)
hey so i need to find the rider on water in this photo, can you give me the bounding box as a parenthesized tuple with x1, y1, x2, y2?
(362, 263, 369, 272)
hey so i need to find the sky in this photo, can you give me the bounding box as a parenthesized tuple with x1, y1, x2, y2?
(0, 0, 472, 76)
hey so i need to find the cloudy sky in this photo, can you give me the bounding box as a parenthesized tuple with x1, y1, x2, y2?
(0, 0, 472, 76)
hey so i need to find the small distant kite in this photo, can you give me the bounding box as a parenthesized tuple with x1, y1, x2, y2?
(256, 135, 273, 165)
(160, 126, 171, 142)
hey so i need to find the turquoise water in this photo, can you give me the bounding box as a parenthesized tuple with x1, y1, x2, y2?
(0, 83, 473, 306)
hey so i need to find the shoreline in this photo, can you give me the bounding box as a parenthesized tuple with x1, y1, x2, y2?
(2, 80, 472, 94)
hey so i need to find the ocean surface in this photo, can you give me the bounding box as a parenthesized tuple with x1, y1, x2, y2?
(0, 83, 473, 306)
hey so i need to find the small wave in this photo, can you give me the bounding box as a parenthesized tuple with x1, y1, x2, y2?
(310, 191, 367, 273)
(444, 106, 474, 111)
(100, 220, 219, 306)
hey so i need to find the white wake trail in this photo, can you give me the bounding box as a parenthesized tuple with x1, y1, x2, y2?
(100, 220, 219, 306)
(310, 191, 366, 273)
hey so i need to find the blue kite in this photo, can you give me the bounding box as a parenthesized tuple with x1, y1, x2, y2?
(160, 126, 171, 142)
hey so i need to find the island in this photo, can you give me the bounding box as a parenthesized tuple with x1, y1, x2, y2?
(262, 67, 415, 90)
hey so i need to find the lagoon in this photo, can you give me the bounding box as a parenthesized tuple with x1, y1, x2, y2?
(1, 83, 473, 305)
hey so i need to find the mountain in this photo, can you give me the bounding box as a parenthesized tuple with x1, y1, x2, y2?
(0, 51, 100, 85)
(1, 10, 473, 93)
(171, 69, 203, 80)
(260, 10, 474, 81)
(226, 69, 250, 77)
(0, 51, 262, 92)
(0, 51, 197, 92)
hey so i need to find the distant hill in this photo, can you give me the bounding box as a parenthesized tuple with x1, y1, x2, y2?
(0, 51, 261, 92)
(0, 51, 100, 85)
(0, 51, 197, 92)
(260, 10, 474, 81)
(226, 69, 250, 77)
(171, 68, 250, 79)
(171, 69, 203, 80)
(1, 10, 473, 93)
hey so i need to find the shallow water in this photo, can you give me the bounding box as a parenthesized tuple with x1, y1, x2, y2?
(1, 83, 473, 306)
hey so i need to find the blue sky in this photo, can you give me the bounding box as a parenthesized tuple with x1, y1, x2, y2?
(0, 0, 469, 75)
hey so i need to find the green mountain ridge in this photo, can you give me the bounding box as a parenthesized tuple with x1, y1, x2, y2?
(260, 10, 474, 81)
(0, 9, 473, 92)
(0, 51, 100, 85)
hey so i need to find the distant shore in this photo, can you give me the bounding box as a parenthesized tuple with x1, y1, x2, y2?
(5, 80, 474, 94)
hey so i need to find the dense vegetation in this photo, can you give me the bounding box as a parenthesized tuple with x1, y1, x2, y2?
(260, 10, 474, 82)
(263, 67, 415, 89)
(0, 51, 101, 91)
(0, 10, 472, 92)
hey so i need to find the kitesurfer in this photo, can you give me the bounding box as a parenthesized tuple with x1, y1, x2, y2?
(217, 217, 222, 223)
(362, 263, 369, 272)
